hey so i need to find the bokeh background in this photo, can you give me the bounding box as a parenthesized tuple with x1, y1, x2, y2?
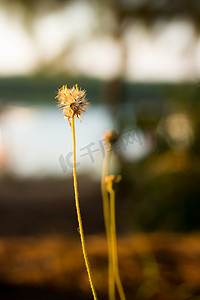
(0, 0, 200, 299)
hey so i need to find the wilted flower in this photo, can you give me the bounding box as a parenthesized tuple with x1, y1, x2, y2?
(104, 131, 118, 152)
(105, 174, 122, 193)
(56, 84, 88, 125)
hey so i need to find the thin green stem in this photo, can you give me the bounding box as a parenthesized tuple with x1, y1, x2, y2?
(110, 188, 126, 300)
(101, 149, 115, 300)
(71, 116, 98, 300)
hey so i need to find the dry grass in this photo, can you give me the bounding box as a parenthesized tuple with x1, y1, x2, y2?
(0, 233, 200, 299)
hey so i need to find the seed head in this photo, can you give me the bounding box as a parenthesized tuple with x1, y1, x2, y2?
(56, 84, 88, 126)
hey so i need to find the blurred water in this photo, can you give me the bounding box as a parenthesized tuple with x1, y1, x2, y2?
(0, 104, 149, 178)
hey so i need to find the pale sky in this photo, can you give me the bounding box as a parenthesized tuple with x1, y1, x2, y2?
(0, 2, 200, 81)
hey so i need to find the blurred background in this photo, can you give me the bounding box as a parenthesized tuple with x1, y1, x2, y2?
(0, 0, 200, 299)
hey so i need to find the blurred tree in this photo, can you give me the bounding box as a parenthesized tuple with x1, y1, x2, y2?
(2, 0, 200, 27)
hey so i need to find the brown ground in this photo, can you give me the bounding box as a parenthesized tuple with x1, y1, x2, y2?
(0, 233, 200, 300)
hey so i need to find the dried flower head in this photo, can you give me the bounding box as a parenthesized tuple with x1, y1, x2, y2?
(105, 174, 122, 193)
(104, 130, 118, 149)
(56, 84, 88, 125)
